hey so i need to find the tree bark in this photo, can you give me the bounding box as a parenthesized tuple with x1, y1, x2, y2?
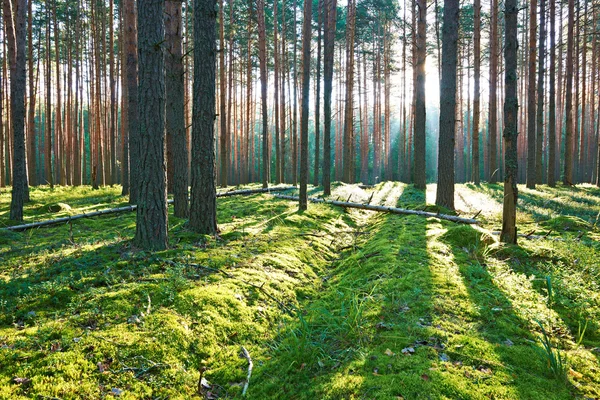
(218, 0, 227, 187)
(189, 0, 218, 234)
(563, 0, 575, 185)
(257, 0, 269, 188)
(314, 0, 322, 186)
(489, 0, 499, 183)
(535, 0, 546, 184)
(299, 0, 312, 210)
(134, 0, 168, 250)
(5, 0, 28, 221)
(413, 0, 427, 189)
(322, 0, 336, 195)
(473, 0, 481, 185)
(342, 0, 355, 184)
(548, 0, 556, 187)
(526, 0, 537, 189)
(124, 0, 139, 200)
(500, 0, 519, 244)
(166, 0, 189, 218)
(435, 0, 458, 210)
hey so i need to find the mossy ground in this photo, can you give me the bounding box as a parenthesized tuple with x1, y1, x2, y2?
(1, 182, 599, 399)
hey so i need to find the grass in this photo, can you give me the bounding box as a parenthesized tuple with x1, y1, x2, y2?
(1, 182, 599, 398)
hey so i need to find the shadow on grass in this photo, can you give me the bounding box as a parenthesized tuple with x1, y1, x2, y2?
(251, 184, 442, 399)
(441, 225, 574, 398)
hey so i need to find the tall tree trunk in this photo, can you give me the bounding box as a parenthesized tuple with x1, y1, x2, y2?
(526, 0, 537, 189)
(535, 0, 546, 184)
(489, 0, 498, 183)
(548, 0, 556, 187)
(299, 0, 312, 210)
(26, 0, 34, 186)
(190, 0, 218, 234)
(218, 0, 227, 187)
(314, 0, 322, 186)
(413, 0, 427, 189)
(166, 0, 188, 217)
(473, 0, 481, 185)
(322, 0, 336, 195)
(342, 0, 355, 183)
(5, 0, 28, 220)
(109, 0, 117, 186)
(257, 0, 269, 188)
(435, 0, 458, 209)
(124, 0, 139, 201)
(273, 0, 281, 184)
(45, 3, 52, 187)
(563, 0, 575, 185)
(53, 0, 63, 185)
(500, 0, 519, 244)
(134, 0, 168, 249)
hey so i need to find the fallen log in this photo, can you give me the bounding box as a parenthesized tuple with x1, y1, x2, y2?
(272, 194, 479, 224)
(3, 186, 297, 232)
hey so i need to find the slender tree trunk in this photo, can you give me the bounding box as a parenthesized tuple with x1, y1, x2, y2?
(322, 0, 336, 195)
(435, 0, 458, 209)
(314, 0, 322, 186)
(548, 0, 556, 187)
(473, 0, 481, 185)
(5, 0, 28, 220)
(45, 3, 52, 188)
(218, 0, 227, 187)
(526, 0, 537, 189)
(190, 0, 218, 234)
(536, 0, 546, 184)
(109, 0, 117, 186)
(500, 0, 519, 244)
(489, 0, 498, 183)
(124, 0, 139, 201)
(27, 0, 34, 186)
(563, 0, 575, 185)
(299, 0, 312, 210)
(413, 0, 427, 189)
(166, 0, 188, 217)
(342, 0, 356, 183)
(257, 0, 269, 188)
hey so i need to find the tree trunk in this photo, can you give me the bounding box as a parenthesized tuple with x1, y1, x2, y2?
(526, 0, 537, 189)
(26, 0, 34, 186)
(535, 0, 546, 184)
(257, 0, 269, 188)
(314, 0, 322, 186)
(489, 0, 498, 183)
(547, 0, 556, 187)
(5, 0, 28, 220)
(134, 0, 168, 250)
(473, 0, 481, 185)
(500, 0, 519, 244)
(342, 0, 355, 184)
(413, 0, 427, 189)
(563, 0, 575, 185)
(190, 0, 218, 234)
(299, 0, 312, 210)
(322, 0, 336, 195)
(166, 0, 189, 218)
(124, 0, 139, 201)
(435, 0, 458, 210)
(218, 0, 227, 187)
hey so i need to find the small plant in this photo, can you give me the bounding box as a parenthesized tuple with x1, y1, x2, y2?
(534, 320, 568, 381)
(576, 316, 588, 347)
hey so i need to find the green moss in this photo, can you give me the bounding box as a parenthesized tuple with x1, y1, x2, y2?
(1, 183, 600, 398)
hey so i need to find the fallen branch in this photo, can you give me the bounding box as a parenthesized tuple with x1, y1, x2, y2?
(241, 346, 253, 396)
(272, 194, 479, 225)
(4, 186, 296, 232)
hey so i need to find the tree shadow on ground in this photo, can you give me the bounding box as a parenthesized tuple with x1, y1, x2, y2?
(441, 224, 576, 398)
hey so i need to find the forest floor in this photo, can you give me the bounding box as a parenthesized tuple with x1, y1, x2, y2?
(1, 182, 600, 399)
